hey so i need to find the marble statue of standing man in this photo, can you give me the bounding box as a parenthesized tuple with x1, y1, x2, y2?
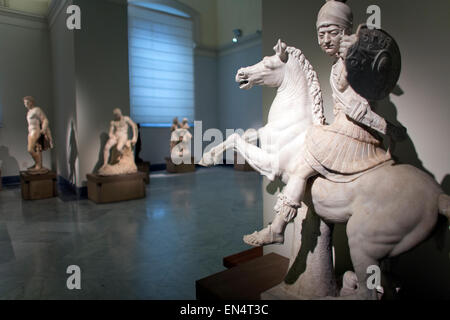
(23, 96, 54, 174)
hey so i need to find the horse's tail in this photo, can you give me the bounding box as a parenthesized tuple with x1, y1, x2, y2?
(438, 194, 450, 219)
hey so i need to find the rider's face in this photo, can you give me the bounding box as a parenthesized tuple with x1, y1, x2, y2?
(113, 110, 122, 120)
(318, 25, 344, 57)
(24, 99, 33, 110)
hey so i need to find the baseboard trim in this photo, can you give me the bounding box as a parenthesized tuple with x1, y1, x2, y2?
(57, 175, 87, 200)
(150, 163, 166, 172)
(1, 175, 20, 186)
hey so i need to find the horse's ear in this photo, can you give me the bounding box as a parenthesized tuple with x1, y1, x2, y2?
(273, 39, 288, 62)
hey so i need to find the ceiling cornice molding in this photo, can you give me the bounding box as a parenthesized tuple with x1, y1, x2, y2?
(218, 32, 262, 57)
(48, 0, 71, 28)
(0, 5, 47, 29)
(196, 32, 262, 58)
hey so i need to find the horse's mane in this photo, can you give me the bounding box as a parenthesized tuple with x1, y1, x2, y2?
(286, 46, 325, 125)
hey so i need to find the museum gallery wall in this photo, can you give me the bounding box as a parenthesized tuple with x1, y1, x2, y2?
(0, 0, 262, 186)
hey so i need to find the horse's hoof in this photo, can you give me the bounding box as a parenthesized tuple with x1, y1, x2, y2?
(199, 155, 213, 167)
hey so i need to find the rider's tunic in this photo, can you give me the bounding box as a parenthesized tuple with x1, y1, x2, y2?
(304, 59, 391, 179)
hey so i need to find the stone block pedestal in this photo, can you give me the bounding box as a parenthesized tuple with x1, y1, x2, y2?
(196, 253, 289, 300)
(165, 157, 195, 174)
(137, 161, 151, 184)
(87, 172, 146, 203)
(20, 171, 57, 200)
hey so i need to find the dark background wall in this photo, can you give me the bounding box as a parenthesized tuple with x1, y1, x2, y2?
(0, 10, 53, 177)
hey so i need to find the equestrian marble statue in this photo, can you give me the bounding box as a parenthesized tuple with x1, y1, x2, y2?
(99, 108, 138, 176)
(23, 96, 54, 174)
(200, 0, 449, 300)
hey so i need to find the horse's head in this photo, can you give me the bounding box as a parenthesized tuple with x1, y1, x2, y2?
(235, 39, 288, 90)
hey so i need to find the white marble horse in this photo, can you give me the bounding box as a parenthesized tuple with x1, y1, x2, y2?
(200, 40, 450, 299)
(200, 39, 325, 182)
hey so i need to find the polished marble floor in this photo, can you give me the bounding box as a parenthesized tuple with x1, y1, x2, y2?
(0, 167, 262, 299)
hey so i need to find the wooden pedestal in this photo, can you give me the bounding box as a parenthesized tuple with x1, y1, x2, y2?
(234, 152, 254, 172)
(137, 161, 150, 184)
(223, 247, 263, 269)
(196, 253, 289, 300)
(87, 172, 146, 203)
(165, 157, 195, 174)
(20, 171, 57, 200)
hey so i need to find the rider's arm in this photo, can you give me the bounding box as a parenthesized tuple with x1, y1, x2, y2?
(344, 96, 387, 134)
(334, 58, 388, 135)
(126, 116, 138, 145)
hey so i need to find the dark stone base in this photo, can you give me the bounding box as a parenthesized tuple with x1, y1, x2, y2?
(223, 247, 263, 269)
(165, 157, 195, 174)
(196, 253, 289, 300)
(86, 172, 146, 203)
(137, 161, 151, 184)
(20, 171, 57, 200)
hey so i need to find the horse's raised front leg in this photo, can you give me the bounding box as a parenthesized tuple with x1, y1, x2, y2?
(199, 131, 246, 167)
(199, 130, 258, 167)
(232, 132, 279, 180)
(200, 130, 278, 180)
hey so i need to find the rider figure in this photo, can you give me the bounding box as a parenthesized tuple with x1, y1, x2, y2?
(244, 0, 405, 246)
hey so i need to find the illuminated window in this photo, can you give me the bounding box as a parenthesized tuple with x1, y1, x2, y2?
(128, 4, 194, 127)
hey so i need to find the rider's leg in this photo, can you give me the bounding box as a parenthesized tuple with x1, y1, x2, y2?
(244, 158, 316, 246)
(103, 138, 117, 167)
(116, 136, 127, 153)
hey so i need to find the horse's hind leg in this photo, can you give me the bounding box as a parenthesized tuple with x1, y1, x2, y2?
(345, 215, 388, 300)
(347, 246, 380, 300)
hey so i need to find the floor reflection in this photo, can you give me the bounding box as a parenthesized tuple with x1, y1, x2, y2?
(0, 167, 262, 299)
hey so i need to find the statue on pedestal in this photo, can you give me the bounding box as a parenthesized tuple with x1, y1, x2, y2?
(170, 117, 192, 164)
(98, 108, 138, 176)
(23, 96, 54, 174)
(181, 117, 190, 129)
(200, 0, 449, 300)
